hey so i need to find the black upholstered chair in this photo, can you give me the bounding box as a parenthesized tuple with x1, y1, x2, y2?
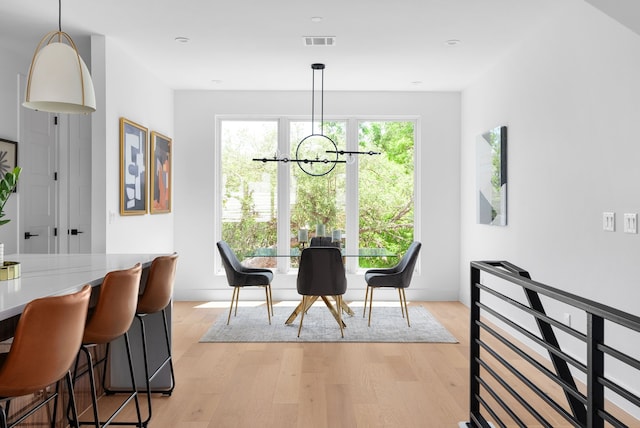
(296, 246, 347, 338)
(217, 240, 274, 325)
(363, 241, 422, 327)
(310, 236, 340, 248)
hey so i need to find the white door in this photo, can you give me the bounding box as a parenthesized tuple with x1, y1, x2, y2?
(19, 75, 92, 254)
(19, 106, 57, 254)
(66, 114, 92, 252)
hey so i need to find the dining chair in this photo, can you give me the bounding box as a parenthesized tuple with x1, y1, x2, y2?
(71, 264, 143, 427)
(363, 241, 422, 327)
(217, 240, 274, 324)
(0, 285, 91, 428)
(296, 246, 347, 337)
(309, 236, 340, 248)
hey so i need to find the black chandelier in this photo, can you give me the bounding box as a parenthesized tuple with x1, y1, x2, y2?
(253, 63, 379, 176)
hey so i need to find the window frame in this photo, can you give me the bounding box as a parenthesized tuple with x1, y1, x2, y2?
(215, 115, 420, 275)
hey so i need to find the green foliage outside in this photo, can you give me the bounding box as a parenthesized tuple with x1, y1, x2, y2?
(221, 122, 278, 260)
(358, 122, 414, 267)
(221, 120, 414, 269)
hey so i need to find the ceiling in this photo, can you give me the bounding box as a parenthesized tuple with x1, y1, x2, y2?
(0, 0, 625, 92)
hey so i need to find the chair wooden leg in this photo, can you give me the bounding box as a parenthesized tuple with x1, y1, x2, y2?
(367, 287, 374, 327)
(264, 286, 271, 325)
(268, 284, 274, 316)
(297, 297, 307, 337)
(401, 288, 410, 327)
(337, 296, 344, 338)
(227, 287, 238, 325)
(398, 288, 406, 319)
(234, 287, 241, 315)
(363, 286, 369, 317)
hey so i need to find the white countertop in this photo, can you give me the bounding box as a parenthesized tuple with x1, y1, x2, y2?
(0, 253, 160, 320)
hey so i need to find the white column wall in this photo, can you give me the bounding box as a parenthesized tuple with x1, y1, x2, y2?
(91, 35, 175, 254)
(0, 48, 27, 253)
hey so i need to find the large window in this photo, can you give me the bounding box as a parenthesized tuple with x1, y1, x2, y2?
(289, 121, 346, 268)
(221, 120, 278, 265)
(220, 118, 415, 272)
(358, 121, 415, 268)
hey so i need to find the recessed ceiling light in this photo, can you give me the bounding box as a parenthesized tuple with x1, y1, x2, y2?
(175, 37, 190, 44)
(310, 16, 323, 23)
(411, 81, 423, 85)
(211, 80, 222, 84)
(445, 39, 461, 46)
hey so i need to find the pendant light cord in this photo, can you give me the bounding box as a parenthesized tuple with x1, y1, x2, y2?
(320, 67, 324, 135)
(311, 67, 315, 134)
(58, 0, 62, 32)
(310, 64, 325, 135)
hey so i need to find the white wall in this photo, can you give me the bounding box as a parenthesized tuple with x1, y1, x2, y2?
(0, 48, 29, 253)
(91, 35, 175, 254)
(460, 1, 640, 415)
(173, 90, 461, 301)
(460, 1, 640, 314)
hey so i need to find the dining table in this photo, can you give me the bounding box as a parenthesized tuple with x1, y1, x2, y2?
(244, 249, 399, 326)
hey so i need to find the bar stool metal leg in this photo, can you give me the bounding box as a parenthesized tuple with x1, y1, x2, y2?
(133, 307, 176, 426)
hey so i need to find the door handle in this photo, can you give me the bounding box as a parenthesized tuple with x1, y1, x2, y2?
(70, 229, 84, 236)
(24, 232, 40, 239)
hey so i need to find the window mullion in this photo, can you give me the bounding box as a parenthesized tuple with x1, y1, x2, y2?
(345, 118, 358, 274)
(277, 118, 290, 273)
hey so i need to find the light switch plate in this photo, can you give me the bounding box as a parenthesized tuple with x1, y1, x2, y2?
(624, 213, 637, 234)
(603, 212, 615, 232)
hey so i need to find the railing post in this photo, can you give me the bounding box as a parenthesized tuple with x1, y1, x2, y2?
(469, 264, 481, 427)
(587, 313, 605, 428)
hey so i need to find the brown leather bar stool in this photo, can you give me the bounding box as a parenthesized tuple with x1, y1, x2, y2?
(0, 285, 91, 428)
(131, 253, 178, 425)
(71, 264, 143, 427)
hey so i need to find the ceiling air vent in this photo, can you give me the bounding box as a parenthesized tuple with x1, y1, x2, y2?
(303, 36, 336, 47)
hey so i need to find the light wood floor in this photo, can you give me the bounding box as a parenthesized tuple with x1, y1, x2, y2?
(95, 301, 639, 428)
(97, 301, 470, 427)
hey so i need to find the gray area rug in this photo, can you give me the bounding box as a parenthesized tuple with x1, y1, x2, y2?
(199, 304, 458, 343)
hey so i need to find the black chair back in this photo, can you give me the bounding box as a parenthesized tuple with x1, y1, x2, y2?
(394, 241, 422, 286)
(297, 247, 347, 296)
(217, 240, 245, 284)
(310, 236, 340, 248)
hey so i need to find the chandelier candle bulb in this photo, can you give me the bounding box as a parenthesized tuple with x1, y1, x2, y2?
(298, 228, 308, 243)
(332, 230, 341, 242)
(316, 224, 325, 237)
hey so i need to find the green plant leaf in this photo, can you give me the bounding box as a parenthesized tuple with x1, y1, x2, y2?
(0, 167, 21, 226)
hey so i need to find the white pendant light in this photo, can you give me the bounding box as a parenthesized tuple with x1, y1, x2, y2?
(23, 0, 96, 114)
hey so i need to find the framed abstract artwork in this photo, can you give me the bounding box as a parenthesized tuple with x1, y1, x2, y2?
(119, 118, 148, 215)
(150, 131, 172, 214)
(0, 138, 17, 191)
(476, 125, 507, 226)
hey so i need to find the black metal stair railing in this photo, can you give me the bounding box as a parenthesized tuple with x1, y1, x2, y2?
(466, 261, 640, 428)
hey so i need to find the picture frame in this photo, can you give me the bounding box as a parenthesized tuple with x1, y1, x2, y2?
(0, 138, 18, 192)
(120, 118, 148, 215)
(476, 125, 507, 226)
(150, 131, 172, 214)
